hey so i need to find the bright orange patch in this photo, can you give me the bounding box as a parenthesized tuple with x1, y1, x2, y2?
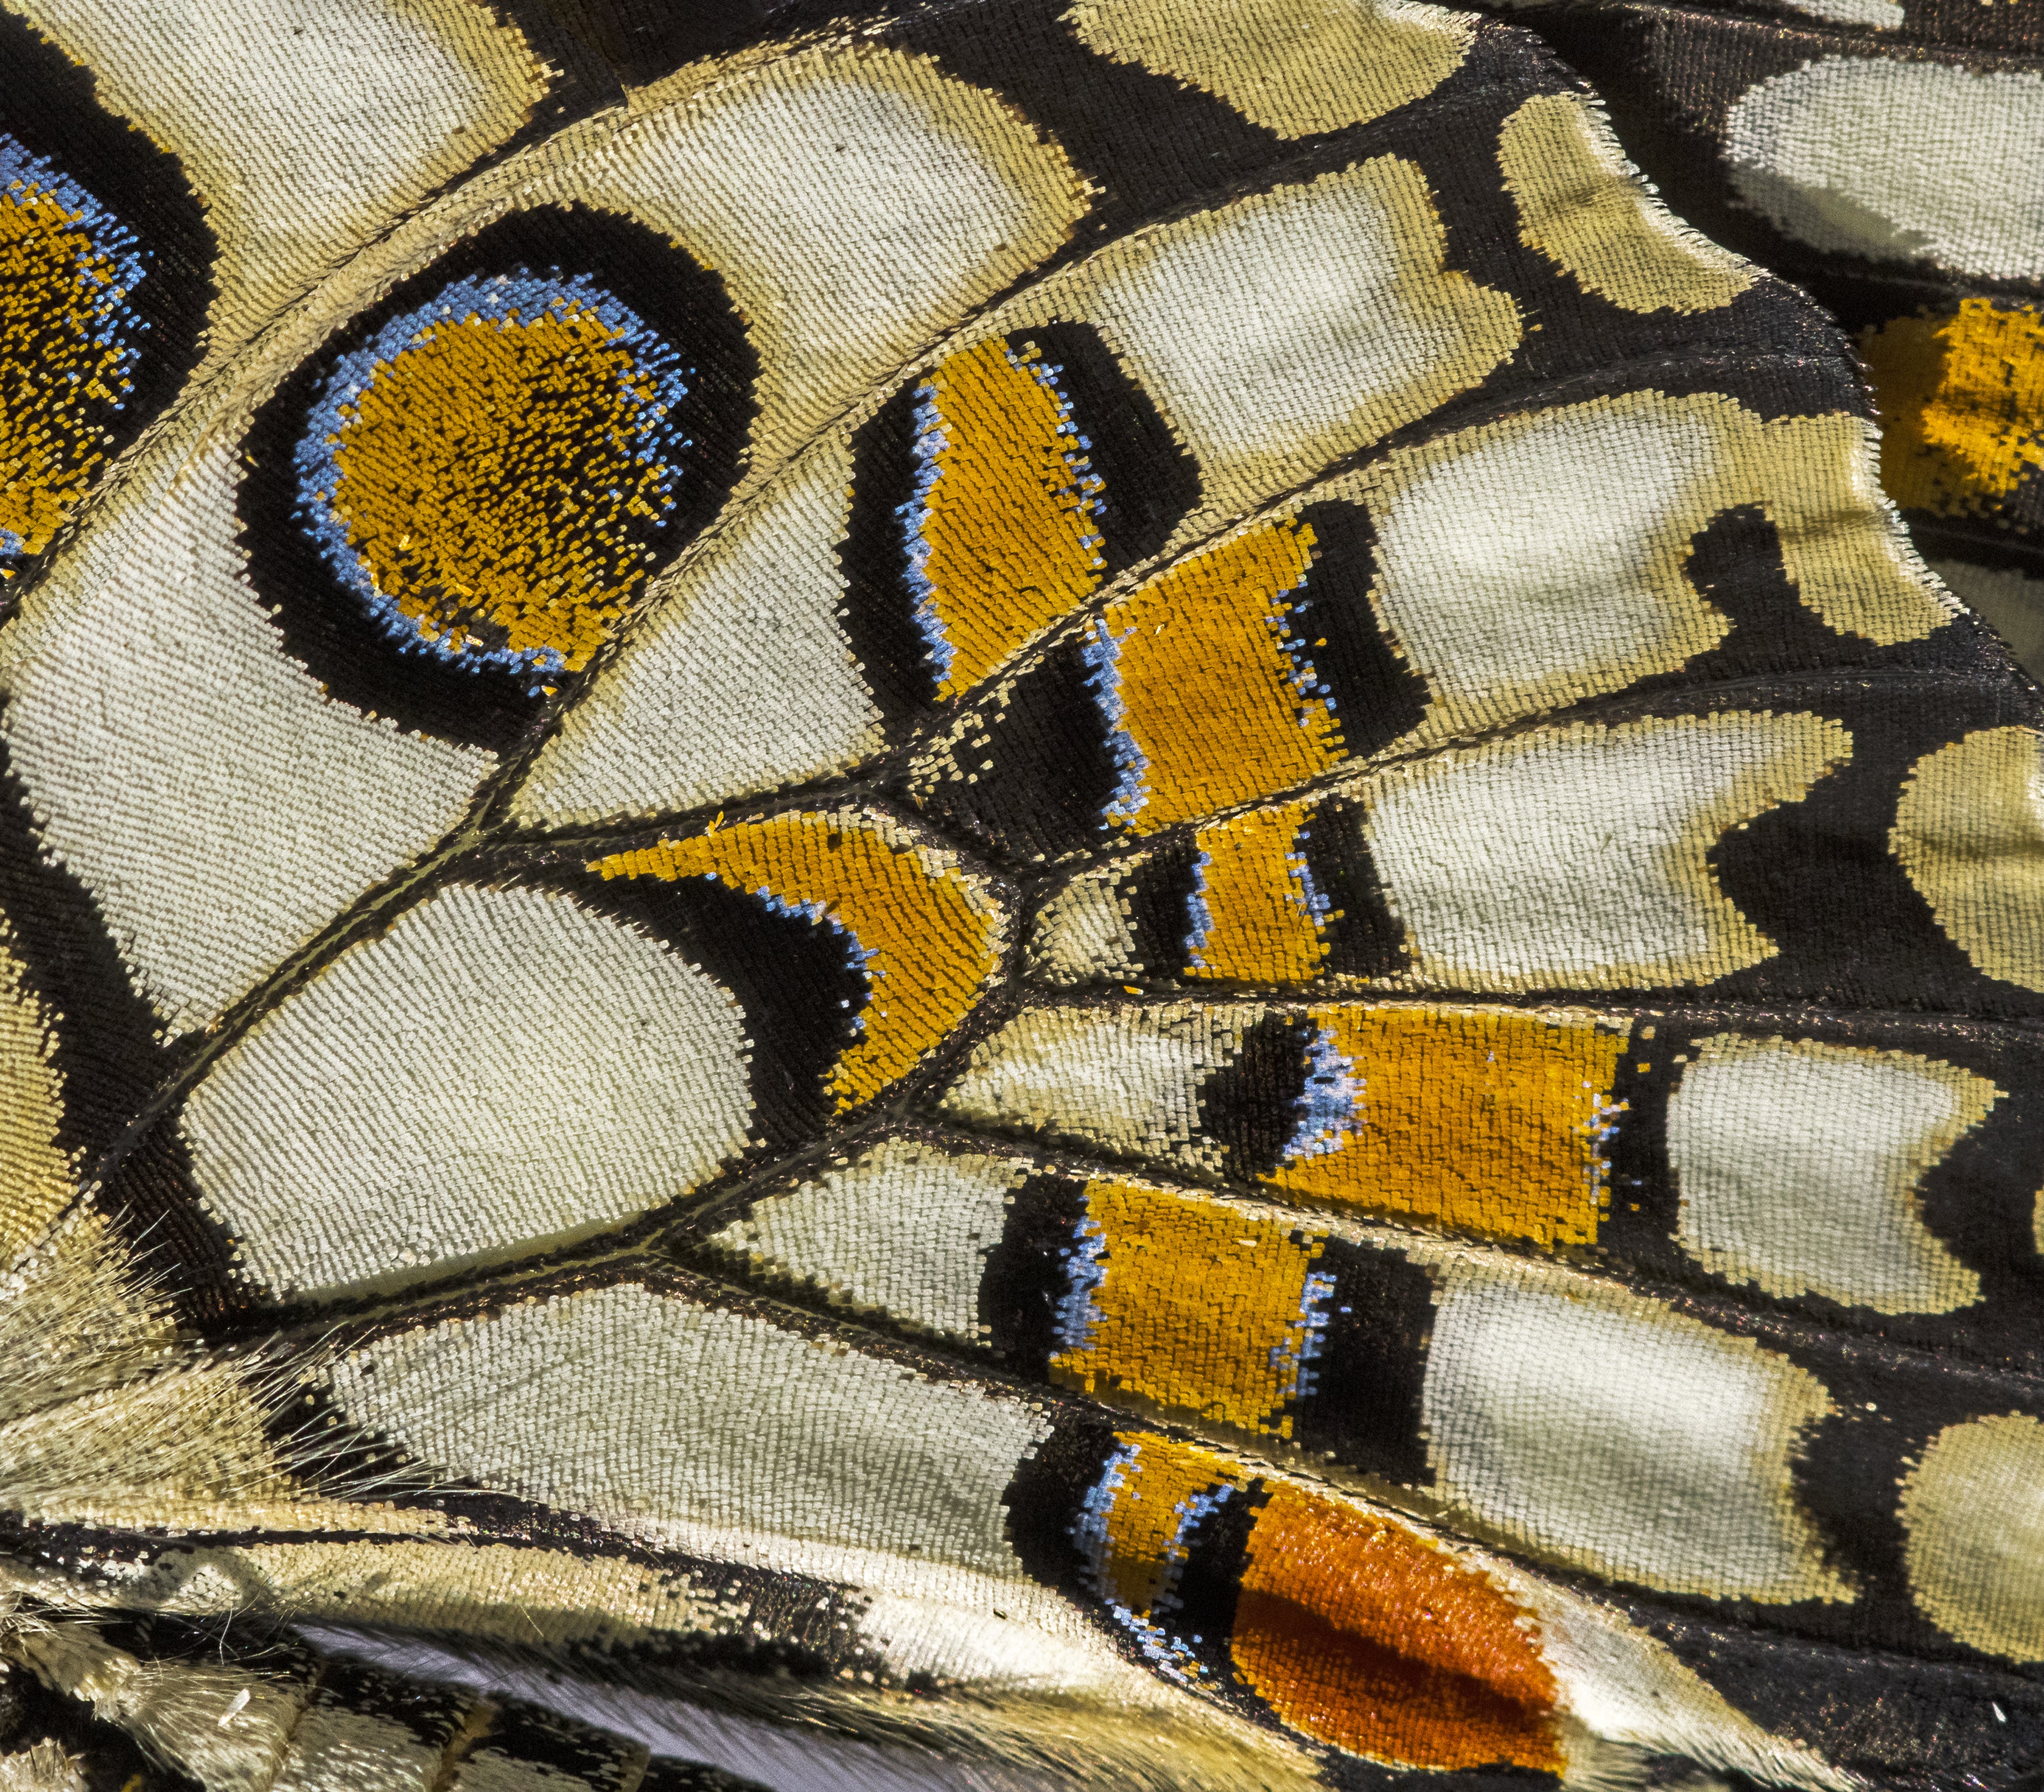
(1233, 1482, 1562, 1772)
(592, 812, 1005, 1110)
(1267, 1004, 1626, 1247)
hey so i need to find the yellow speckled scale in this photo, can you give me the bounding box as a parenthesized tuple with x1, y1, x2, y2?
(1861, 301, 2044, 521)
(0, 183, 132, 567)
(328, 301, 679, 672)
(1086, 1431, 1247, 1617)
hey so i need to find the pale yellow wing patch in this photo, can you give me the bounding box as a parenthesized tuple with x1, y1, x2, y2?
(1066, 0, 1472, 138)
(1893, 725, 2044, 990)
(1501, 92, 1754, 314)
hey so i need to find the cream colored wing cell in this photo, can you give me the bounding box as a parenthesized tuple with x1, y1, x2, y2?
(565, 39, 1090, 472)
(706, 1137, 1034, 1339)
(10, 0, 549, 375)
(511, 437, 881, 829)
(0, 433, 493, 1037)
(177, 880, 758, 1303)
(1725, 55, 2044, 281)
(1360, 710, 1851, 990)
(1668, 1036, 1993, 1314)
(1420, 1258, 1851, 1602)
(1084, 155, 1520, 540)
(1362, 391, 1945, 740)
(326, 1279, 1057, 1582)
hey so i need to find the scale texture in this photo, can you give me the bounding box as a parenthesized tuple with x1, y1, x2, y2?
(1, 1, 2042, 1789)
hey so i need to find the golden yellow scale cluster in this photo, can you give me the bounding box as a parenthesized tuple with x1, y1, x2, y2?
(1099, 519, 1334, 831)
(594, 810, 1006, 1110)
(1185, 801, 1327, 982)
(1861, 299, 2044, 522)
(0, 172, 135, 572)
(1267, 1006, 1626, 1248)
(1052, 1178, 1331, 1434)
(325, 301, 678, 675)
(913, 338, 1107, 698)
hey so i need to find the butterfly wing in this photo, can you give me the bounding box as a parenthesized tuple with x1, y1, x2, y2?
(2, 3, 2040, 1789)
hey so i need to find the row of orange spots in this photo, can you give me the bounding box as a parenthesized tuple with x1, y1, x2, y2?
(912, 337, 1105, 699)
(1049, 1178, 1328, 1437)
(591, 811, 1005, 1110)
(1859, 300, 2044, 520)
(1099, 518, 1341, 833)
(1183, 801, 1329, 983)
(0, 179, 134, 569)
(1267, 1005, 1628, 1248)
(329, 300, 675, 672)
(1089, 1434, 1562, 1773)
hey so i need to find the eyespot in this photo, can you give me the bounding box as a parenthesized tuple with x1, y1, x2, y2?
(241, 203, 755, 752)
(290, 272, 693, 692)
(0, 10, 213, 585)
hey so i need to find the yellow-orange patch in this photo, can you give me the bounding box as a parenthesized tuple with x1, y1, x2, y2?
(329, 303, 676, 672)
(1050, 1178, 1327, 1436)
(1087, 1432, 1248, 1617)
(1100, 519, 1338, 832)
(911, 338, 1104, 698)
(1183, 801, 1328, 982)
(1267, 1005, 1626, 1247)
(1859, 301, 2044, 519)
(592, 812, 1005, 1110)
(0, 185, 133, 568)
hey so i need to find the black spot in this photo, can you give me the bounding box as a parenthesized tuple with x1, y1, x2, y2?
(1197, 1011, 1317, 1184)
(1012, 320, 1200, 566)
(1292, 1241, 1438, 1486)
(981, 1170, 1091, 1375)
(1167, 1475, 1262, 1673)
(1300, 796, 1411, 982)
(1292, 500, 1430, 760)
(1122, 835, 1205, 978)
(1001, 1408, 1122, 1593)
(839, 380, 942, 735)
(910, 632, 1122, 863)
